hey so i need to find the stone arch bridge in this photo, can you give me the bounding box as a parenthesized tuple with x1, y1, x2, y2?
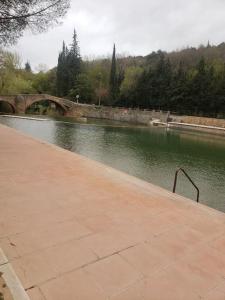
(0, 94, 90, 116)
(0, 94, 170, 125)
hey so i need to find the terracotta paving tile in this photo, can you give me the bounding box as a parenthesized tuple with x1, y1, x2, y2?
(0, 215, 30, 238)
(43, 239, 98, 274)
(0, 204, 81, 237)
(11, 250, 57, 289)
(141, 276, 200, 300)
(81, 228, 138, 258)
(110, 280, 144, 300)
(105, 221, 151, 245)
(210, 235, 225, 253)
(79, 214, 116, 233)
(0, 195, 65, 221)
(9, 219, 91, 256)
(183, 246, 225, 278)
(173, 225, 206, 244)
(27, 287, 45, 300)
(106, 194, 177, 223)
(157, 209, 191, 226)
(150, 236, 188, 262)
(187, 214, 225, 237)
(105, 209, 149, 228)
(148, 225, 205, 261)
(72, 203, 110, 222)
(111, 275, 200, 300)
(84, 254, 142, 298)
(119, 243, 169, 276)
(173, 204, 225, 227)
(110, 213, 177, 245)
(0, 237, 19, 260)
(218, 282, 225, 292)
(40, 269, 106, 300)
(11, 238, 98, 289)
(203, 287, 225, 300)
(140, 212, 179, 234)
(155, 259, 222, 297)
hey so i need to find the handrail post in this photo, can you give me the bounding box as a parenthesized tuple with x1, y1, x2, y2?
(173, 169, 179, 193)
(173, 168, 200, 203)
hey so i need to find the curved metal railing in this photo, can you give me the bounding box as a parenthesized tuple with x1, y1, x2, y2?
(173, 168, 200, 203)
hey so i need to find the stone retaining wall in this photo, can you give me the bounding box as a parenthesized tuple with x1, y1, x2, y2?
(69, 105, 170, 125)
(68, 104, 225, 128)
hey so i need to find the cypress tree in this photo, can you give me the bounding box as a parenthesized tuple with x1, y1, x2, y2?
(109, 44, 117, 104)
(56, 41, 68, 97)
(56, 51, 62, 96)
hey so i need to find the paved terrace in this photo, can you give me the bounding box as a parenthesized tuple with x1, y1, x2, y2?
(0, 124, 225, 300)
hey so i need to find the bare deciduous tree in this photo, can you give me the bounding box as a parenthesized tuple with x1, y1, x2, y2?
(0, 0, 70, 45)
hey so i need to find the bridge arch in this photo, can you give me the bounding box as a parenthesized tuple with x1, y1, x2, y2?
(0, 100, 16, 113)
(25, 98, 67, 115)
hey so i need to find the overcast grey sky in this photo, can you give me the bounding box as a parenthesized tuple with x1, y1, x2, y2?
(10, 0, 225, 70)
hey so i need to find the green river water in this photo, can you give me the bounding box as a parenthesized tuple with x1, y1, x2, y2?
(0, 115, 225, 212)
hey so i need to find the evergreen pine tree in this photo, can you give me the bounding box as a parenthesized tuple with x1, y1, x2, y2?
(25, 61, 31, 72)
(151, 54, 172, 109)
(170, 61, 188, 112)
(67, 29, 81, 95)
(216, 63, 225, 116)
(56, 30, 81, 98)
(190, 57, 208, 114)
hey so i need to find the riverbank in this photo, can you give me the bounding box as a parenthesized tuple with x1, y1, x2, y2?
(0, 124, 225, 300)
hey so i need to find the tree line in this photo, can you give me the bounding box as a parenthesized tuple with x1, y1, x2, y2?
(117, 52, 225, 117)
(54, 34, 225, 117)
(1, 30, 225, 117)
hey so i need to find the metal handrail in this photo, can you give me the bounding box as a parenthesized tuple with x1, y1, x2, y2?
(173, 168, 200, 203)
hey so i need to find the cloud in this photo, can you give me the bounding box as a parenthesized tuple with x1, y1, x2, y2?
(9, 0, 225, 69)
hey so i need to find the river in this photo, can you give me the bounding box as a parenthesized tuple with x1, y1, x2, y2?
(0, 115, 225, 212)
